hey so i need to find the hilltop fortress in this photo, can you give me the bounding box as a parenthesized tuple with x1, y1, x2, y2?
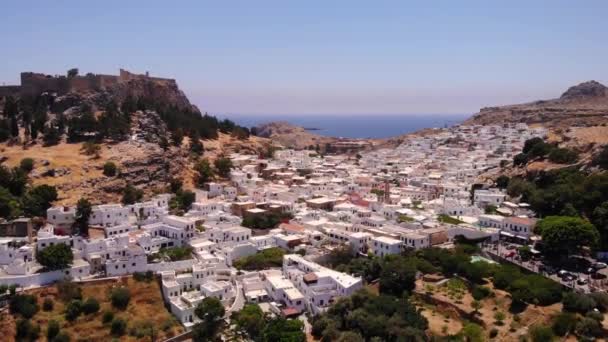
(0, 69, 176, 98)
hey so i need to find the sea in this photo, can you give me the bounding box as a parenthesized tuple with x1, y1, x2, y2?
(219, 113, 471, 139)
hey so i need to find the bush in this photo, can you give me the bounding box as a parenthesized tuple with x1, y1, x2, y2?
(471, 285, 491, 300)
(489, 328, 498, 338)
(103, 162, 117, 177)
(82, 297, 100, 314)
(551, 312, 576, 336)
(51, 332, 70, 342)
(233, 248, 285, 271)
(16, 318, 40, 341)
(9, 294, 39, 318)
(562, 292, 596, 314)
(133, 271, 154, 282)
(575, 317, 602, 338)
(111, 317, 127, 336)
(47, 319, 60, 340)
(57, 280, 82, 302)
(20, 158, 34, 173)
(43, 297, 54, 311)
(110, 287, 131, 310)
(548, 148, 578, 164)
(64, 299, 83, 321)
(529, 325, 555, 342)
(102, 310, 115, 324)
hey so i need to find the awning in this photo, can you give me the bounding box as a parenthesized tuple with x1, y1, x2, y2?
(500, 231, 514, 237)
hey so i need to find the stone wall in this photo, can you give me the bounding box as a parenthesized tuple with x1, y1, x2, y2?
(1, 69, 173, 98)
(0, 85, 21, 98)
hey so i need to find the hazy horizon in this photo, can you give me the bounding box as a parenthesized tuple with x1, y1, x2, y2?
(2, 1, 607, 116)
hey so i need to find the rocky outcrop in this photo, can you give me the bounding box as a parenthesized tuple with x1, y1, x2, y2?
(464, 80, 608, 127)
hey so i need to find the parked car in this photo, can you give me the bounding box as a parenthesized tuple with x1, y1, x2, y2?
(563, 274, 577, 282)
(558, 270, 569, 277)
(584, 267, 596, 275)
(577, 278, 588, 285)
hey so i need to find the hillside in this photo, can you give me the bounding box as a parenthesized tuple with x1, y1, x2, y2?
(464, 80, 608, 127)
(0, 69, 270, 205)
(255, 121, 336, 149)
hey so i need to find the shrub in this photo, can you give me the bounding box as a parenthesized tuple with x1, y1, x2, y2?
(20, 158, 34, 173)
(133, 271, 154, 282)
(472, 285, 491, 300)
(57, 280, 82, 302)
(529, 325, 555, 342)
(47, 319, 60, 340)
(575, 317, 602, 338)
(489, 328, 498, 338)
(562, 292, 596, 314)
(548, 148, 578, 164)
(51, 332, 70, 342)
(110, 287, 131, 310)
(111, 317, 127, 336)
(64, 299, 83, 321)
(102, 310, 115, 324)
(9, 294, 39, 318)
(15, 318, 40, 341)
(551, 312, 576, 336)
(103, 162, 117, 177)
(82, 297, 100, 314)
(43, 297, 54, 311)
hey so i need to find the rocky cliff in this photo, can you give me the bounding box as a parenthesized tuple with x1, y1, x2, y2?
(464, 81, 608, 127)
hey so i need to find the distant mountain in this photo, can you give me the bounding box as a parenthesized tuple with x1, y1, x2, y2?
(464, 80, 608, 127)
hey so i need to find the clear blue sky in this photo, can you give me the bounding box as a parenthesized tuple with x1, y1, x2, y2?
(1, 0, 607, 115)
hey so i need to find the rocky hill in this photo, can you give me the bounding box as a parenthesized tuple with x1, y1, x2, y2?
(0, 69, 269, 205)
(255, 121, 336, 149)
(464, 80, 608, 127)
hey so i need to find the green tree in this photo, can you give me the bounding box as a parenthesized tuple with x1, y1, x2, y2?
(379, 255, 417, 296)
(80, 141, 101, 158)
(19, 158, 34, 173)
(64, 299, 83, 321)
(121, 184, 143, 205)
(536, 216, 599, 257)
(495, 175, 510, 189)
(190, 133, 204, 155)
(110, 287, 131, 310)
(47, 319, 60, 340)
(0, 186, 21, 219)
(36, 243, 73, 270)
(111, 317, 127, 336)
(9, 294, 39, 318)
(529, 325, 555, 342)
(551, 312, 576, 336)
(193, 297, 225, 341)
(261, 317, 305, 342)
(461, 322, 484, 342)
(195, 158, 214, 186)
(82, 297, 100, 314)
(103, 161, 117, 177)
(214, 157, 233, 178)
(74, 198, 92, 236)
(231, 304, 266, 340)
(67, 68, 79, 78)
(15, 318, 40, 342)
(22, 184, 58, 217)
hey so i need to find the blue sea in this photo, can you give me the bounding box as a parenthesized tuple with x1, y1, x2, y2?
(219, 113, 471, 139)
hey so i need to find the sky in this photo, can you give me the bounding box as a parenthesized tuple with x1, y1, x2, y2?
(1, 1, 607, 116)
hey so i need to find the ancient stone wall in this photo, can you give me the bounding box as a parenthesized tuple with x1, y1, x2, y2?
(0, 85, 21, 97)
(2, 69, 175, 98)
